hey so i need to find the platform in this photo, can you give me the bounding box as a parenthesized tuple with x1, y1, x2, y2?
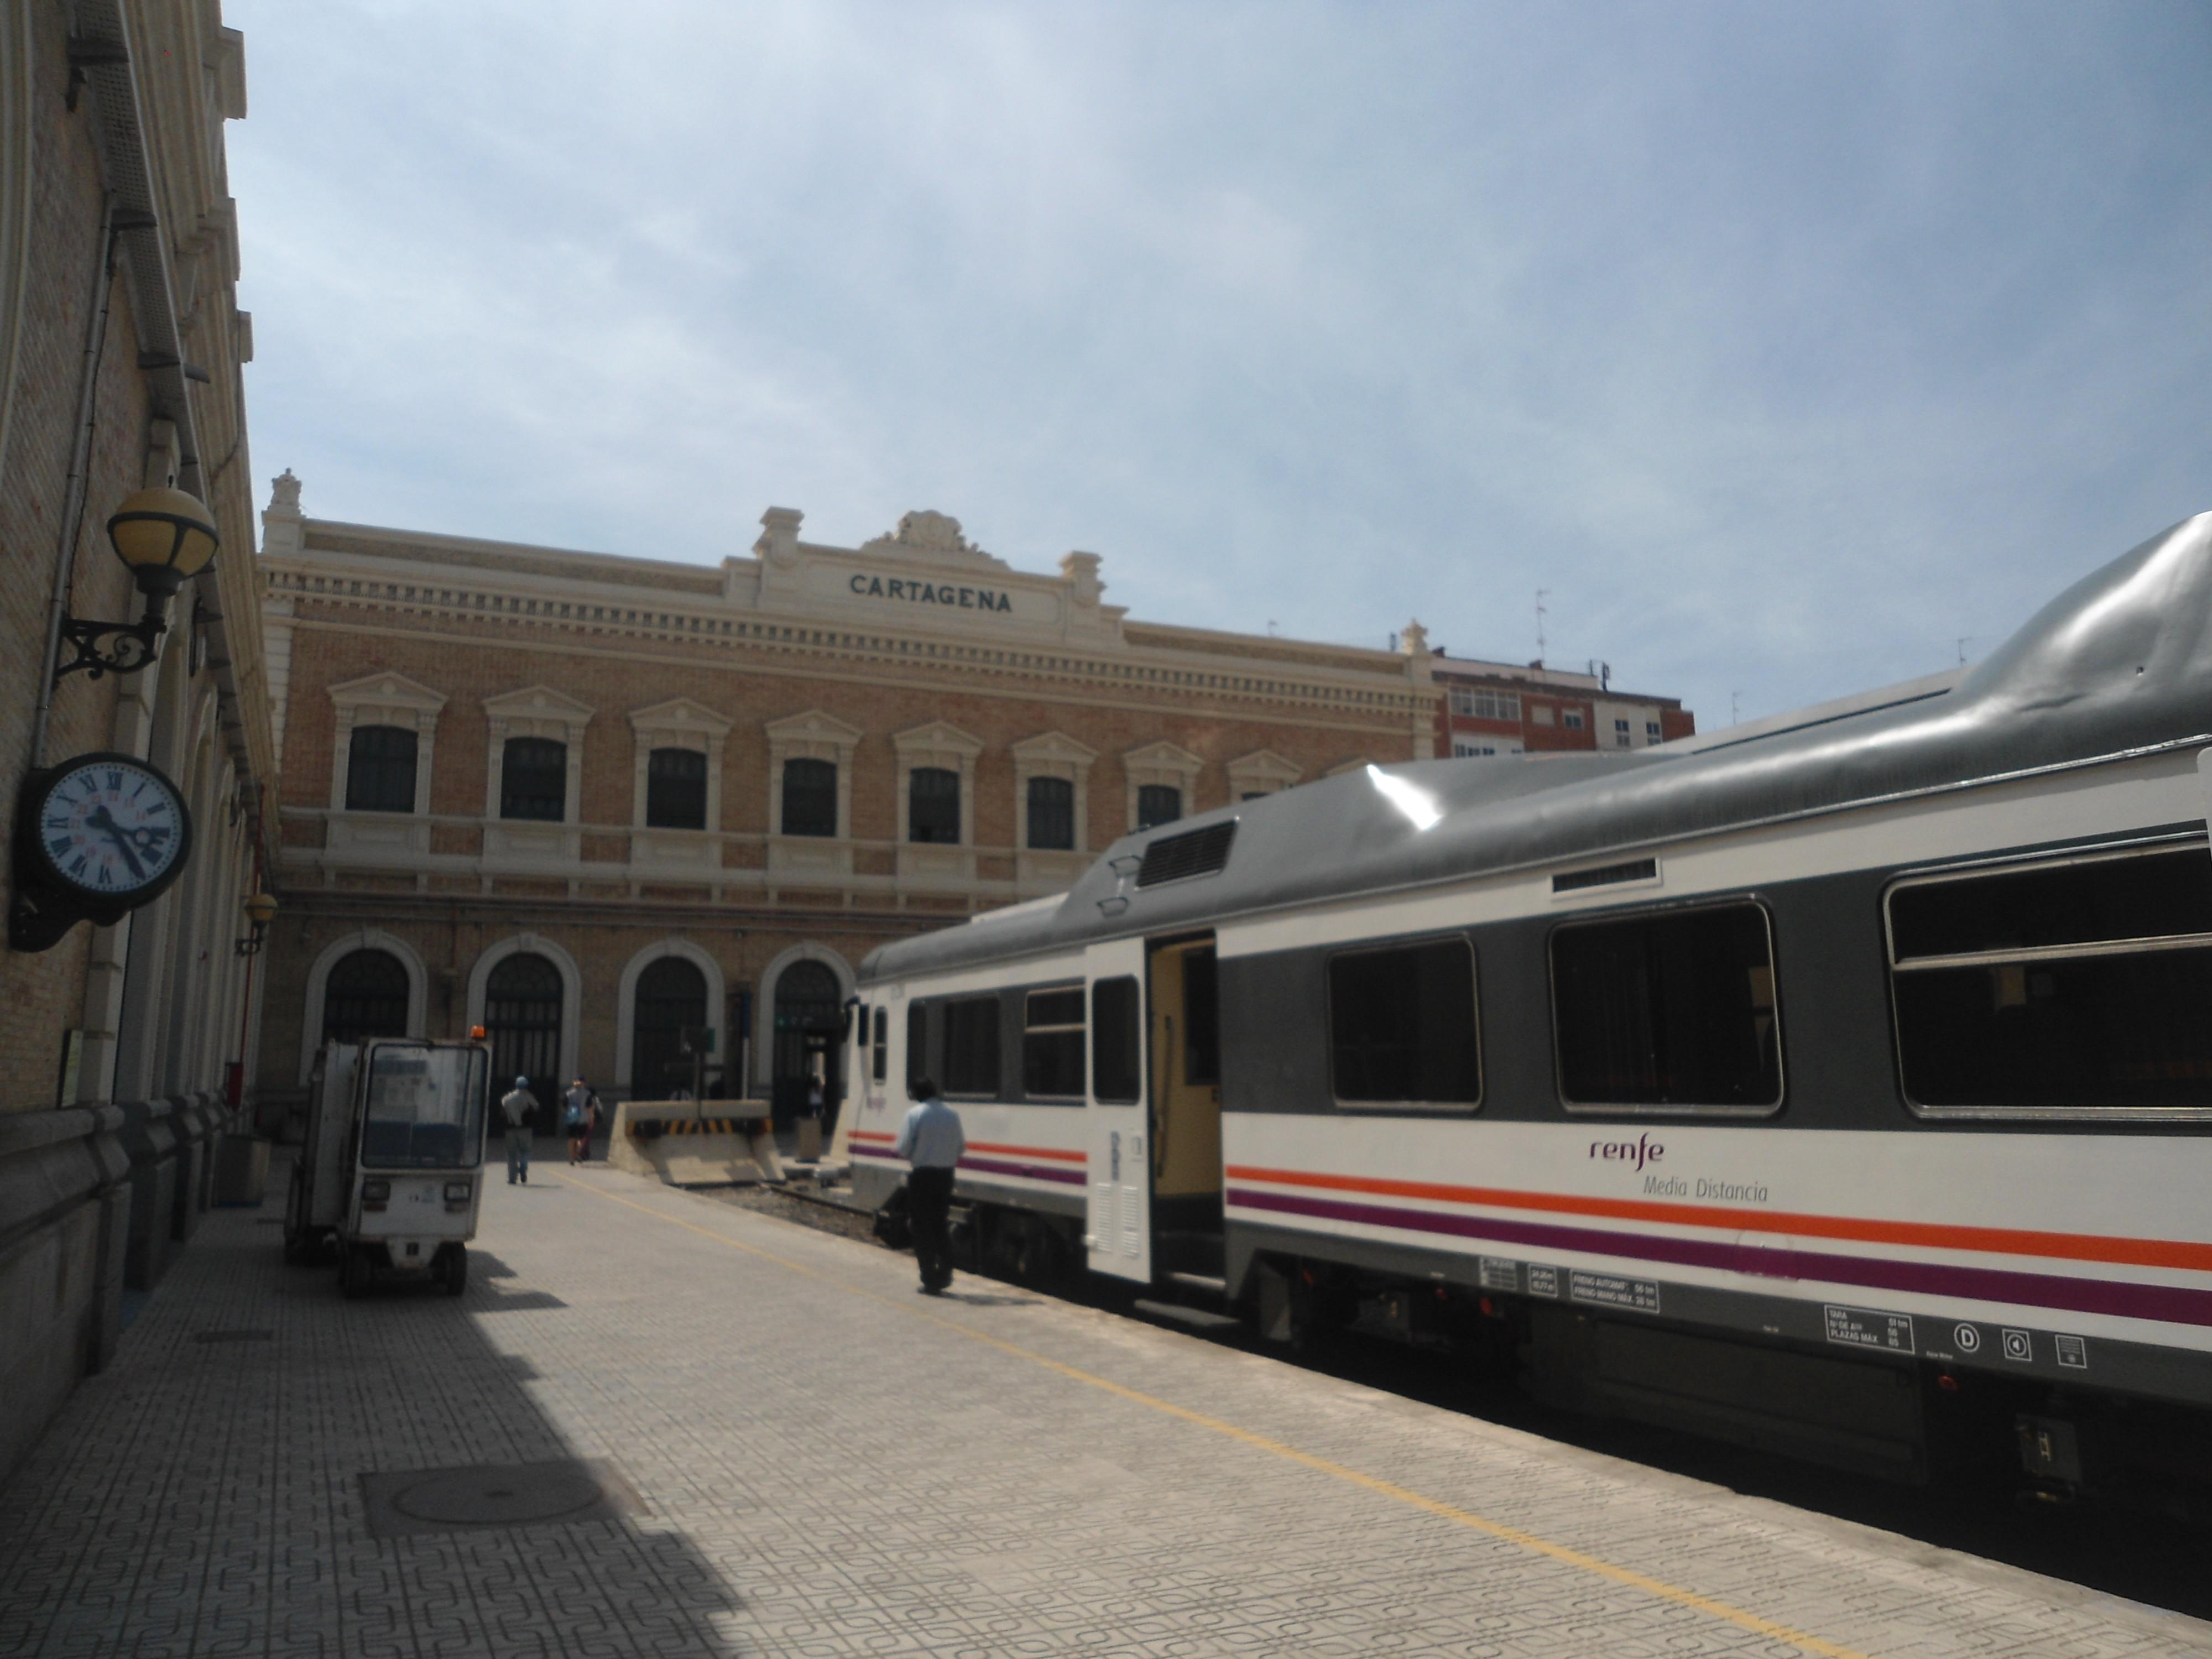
(1, 1156, 2204, 1658)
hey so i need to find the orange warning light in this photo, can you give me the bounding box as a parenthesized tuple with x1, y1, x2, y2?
(469, 1024, 488, 1040)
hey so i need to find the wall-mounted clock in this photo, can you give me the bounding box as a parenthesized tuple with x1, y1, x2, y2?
(10, 752, 194, 952)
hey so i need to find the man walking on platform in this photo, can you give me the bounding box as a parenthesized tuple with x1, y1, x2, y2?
(562, 1077, 599, 1165)
(500, 1077, 539, 1185)
(894, 1076, 964, 1294)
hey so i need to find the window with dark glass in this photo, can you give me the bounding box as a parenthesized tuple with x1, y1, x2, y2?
(1181, 947, 1220, 1086)
(1328, 938, 1480, 1107)
(905, 1001, 929, 1089)
(500, 736, 567, 821)
(1022, 988, 1086, 1099)
(1091, 976, 1141, 1104)
(321, 948, 410, 1048)
(1136, 784, 1182, 830)
(646, 747, 708, 829)
(872, 1007, 888, 1082)
(781, 757, 837, 837)
(1027, 775, 1074, 851)
(910, 766, 960, 843)
(345, 724, 418, 813)
(1551, 903, 1780, 1112)
(1887, 846, 2212, 1113)
(632, 956, 707, 1099)
(942, 997, 1000, 1095)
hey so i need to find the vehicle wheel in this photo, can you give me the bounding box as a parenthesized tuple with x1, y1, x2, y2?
(442, 1244, 468, 1297)
(340, 1245, 371, 1300)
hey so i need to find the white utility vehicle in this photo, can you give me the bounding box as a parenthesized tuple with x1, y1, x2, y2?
(285, 1037, 491, 1297)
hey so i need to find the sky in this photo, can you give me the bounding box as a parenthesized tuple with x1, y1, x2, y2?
(223, 1, 2212, 730)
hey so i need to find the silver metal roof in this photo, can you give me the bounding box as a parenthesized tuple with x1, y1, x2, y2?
(862, 513, 2212, 984)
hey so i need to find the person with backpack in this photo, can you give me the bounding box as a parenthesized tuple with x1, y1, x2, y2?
(561, 1077, 599, 1165)
(499, 1076, 538, 1185)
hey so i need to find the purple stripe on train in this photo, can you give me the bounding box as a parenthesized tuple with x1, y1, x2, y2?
(849, 1143, 1086, 1186)
(1227, 1186, 2212, 1329)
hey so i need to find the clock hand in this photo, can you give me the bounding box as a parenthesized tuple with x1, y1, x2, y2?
(84, 806, 148, 882)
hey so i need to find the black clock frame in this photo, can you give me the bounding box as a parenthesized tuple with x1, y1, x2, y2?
(9, 751, 195, 953)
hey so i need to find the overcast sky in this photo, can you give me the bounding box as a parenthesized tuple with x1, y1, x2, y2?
(225, 1, 2211, 729)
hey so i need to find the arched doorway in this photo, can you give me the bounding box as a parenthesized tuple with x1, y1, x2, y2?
(484, 953, 563, 1114)
(771, 958, 843, 1125)
(321, 950, 410, 1049)
(632, 956, 707, 1100)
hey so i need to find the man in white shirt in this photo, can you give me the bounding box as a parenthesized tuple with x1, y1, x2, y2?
(499, 1077, 538, 1185)
(893, 1076, 965, 1294)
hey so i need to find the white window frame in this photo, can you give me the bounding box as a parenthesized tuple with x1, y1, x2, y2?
(482, 685, 593, 827)
(1225, 748, 1301, 801)
(1122, 739, 1202, 833)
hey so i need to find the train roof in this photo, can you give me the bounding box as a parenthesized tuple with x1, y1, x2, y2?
(860, 512, 2212, 984)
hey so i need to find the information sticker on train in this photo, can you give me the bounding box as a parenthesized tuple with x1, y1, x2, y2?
(1823, 1305, 1915, 1353)
(1478, 1258, 1519, 1293)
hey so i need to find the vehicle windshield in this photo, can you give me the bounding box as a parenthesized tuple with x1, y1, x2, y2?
(359, 1044, 487, 1169)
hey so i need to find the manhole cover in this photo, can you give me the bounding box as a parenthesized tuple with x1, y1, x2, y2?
(192, 1329, 274, 1344)
(359, 1459, 637, 1539)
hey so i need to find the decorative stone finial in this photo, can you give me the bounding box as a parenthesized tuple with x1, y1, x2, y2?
(755, 506, 803, 565)
(893, 510, 974, 555)
(269, 468, 301, 514)
(1399, 619, 1429, 656)
(1060, 551, 1104, 609)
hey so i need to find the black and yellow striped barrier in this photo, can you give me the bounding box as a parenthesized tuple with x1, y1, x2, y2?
(632, 1117, 764, 1140)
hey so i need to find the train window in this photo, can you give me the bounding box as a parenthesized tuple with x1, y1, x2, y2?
(1551, 902, 1781, 1114)
(905, 1001, 928, 1090)
(1092, 977, 1141, 1103)
(1022, 988, 1087, 1100)
(1327, 937, 1480, 1109)
(871, 1007, 888, 1083)
(1887, 845, 2212, 1116)
(942, 998, 1000, 1097)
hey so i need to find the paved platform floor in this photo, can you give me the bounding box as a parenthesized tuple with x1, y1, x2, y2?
(2, 1158, 2206, 1659)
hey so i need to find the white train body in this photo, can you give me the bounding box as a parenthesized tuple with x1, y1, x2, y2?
(854, 515, 2212, 1483)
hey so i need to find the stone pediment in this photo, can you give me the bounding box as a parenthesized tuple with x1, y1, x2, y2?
(764, 709, 864, 747)
(857, 510, 1011, 573)
(327, 670, 446, 713)
(483, 685, 595, 723)
(1010, 730, 1098, 765)
(628, 697, 733, 737)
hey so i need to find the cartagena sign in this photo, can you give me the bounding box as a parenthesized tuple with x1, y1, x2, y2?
(848, 572, 1014, 614)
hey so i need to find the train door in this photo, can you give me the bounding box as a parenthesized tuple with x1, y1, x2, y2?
(1147, 933, 1223, 1277)
(1084, 938, 1151, 1284)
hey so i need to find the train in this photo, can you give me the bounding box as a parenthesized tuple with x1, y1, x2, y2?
(846, 512, 2212, 1501)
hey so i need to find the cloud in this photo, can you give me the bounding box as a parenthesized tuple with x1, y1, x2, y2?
(226, 0, 2212, 726)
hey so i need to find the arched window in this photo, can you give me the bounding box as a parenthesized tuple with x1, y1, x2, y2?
(646, 747, 707, 829)
(632, 957, 708, 1098)
(771, 959, 844, 1121)
(485, 953, 563, 1105)
(500, 736, 567, 821)
(1136, 784, 1182, 831)
(1027, 775, 1074, 851)
(346, 725, 418, 812)
(321, 950, 409, 1047)
(909, 766, 959, 844)
(781, 757, 837, 837)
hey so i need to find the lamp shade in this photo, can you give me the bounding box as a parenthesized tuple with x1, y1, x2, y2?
(106, 487, 218, 599)
(242, 891, 278, 927)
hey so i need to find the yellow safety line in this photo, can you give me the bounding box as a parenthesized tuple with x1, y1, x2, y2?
(554, 1174, 1877, 1659)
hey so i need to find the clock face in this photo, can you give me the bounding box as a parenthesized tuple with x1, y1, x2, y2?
(34, 757, 191, 898)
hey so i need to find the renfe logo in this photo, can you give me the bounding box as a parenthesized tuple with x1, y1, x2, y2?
(1590, 1133, 1665, 1171)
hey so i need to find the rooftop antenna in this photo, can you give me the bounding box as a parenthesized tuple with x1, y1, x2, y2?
(1956, 635, 1975, 665)
(1731, 690, 1742, 725)
(1535, 589, 1550, 663)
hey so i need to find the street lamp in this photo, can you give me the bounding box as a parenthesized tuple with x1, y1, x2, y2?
(53, 486, 220, 684)
(234, 890, 277, 957)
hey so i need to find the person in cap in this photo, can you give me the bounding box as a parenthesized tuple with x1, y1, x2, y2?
(499, 1076, 539, 1185)
(893, 1076, 964, 1294)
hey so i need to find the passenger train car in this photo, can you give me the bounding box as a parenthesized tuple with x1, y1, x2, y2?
(848, 514, 2212, 1496)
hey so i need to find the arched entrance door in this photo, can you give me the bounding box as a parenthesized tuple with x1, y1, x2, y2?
(485, 953, 563, 1117)
(771, 959, 842, 1125)
(632, 957, 707, 1100)
(321, 950, 410, 1049)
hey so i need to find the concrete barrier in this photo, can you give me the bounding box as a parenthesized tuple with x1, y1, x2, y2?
(608, 1100, 781, 1188)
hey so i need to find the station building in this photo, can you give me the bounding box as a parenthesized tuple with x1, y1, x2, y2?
(254, 487, 1439, 1118)
(0, 4, 274, 1480)
(1430, 652, 1694, 759)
